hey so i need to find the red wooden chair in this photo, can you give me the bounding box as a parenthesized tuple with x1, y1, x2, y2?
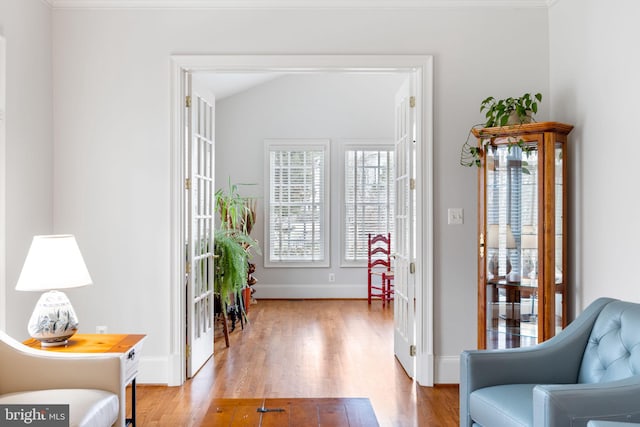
(367, 233, 394, 306)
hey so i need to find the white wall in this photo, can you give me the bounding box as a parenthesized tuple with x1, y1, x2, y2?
(0, 0, 53, 335)
(46, 6, 548, 384)
(549, 0, 640, 313)
(215, 72, 406, 298)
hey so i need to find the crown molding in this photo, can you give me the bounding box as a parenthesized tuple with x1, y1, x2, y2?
(49, 0, 552, 10)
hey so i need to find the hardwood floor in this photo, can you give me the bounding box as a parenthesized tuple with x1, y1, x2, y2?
(203, 398, 379, 426)
(133, 300, 459, 426)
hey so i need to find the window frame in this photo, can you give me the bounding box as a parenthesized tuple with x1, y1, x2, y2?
(264, 139, 331, 268)
(340, 139, 395, 267)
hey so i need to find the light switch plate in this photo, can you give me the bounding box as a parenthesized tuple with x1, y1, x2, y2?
(448, 208, 463, 225)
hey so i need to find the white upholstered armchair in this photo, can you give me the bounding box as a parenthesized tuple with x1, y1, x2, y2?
(0, 331, 126, 427)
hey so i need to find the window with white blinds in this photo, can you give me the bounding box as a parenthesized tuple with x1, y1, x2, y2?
(342, 144, 395, 265)
(264, 140, 330, 267)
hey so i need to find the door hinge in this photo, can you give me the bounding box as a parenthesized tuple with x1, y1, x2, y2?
(186, 263, 191, 274)
(410, 178, 416, 190)
(185, 95, 192, 108)
(409, 96, 416, 108)
(410, 262, 416, 274)
(186, 344, 191, 359)
(185, 178, 191, 190)
(410, 344, 417, 357)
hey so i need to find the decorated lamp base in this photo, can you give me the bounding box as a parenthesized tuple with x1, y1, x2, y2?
(27, 290, 79, 347)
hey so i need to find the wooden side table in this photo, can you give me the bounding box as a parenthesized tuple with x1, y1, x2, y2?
(24, 333, 146, 427)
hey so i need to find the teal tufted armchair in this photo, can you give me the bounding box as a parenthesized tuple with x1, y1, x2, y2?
(588, 423, 640, 427)
(460, 298, 640, 427)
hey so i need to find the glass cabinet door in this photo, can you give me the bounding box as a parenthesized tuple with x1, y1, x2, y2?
(484, 142, 539, 349)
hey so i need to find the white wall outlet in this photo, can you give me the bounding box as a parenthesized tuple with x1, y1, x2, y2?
(448, 208, 464, 225)
(328, 273, 335, 282)
(96, 325, 108, 334)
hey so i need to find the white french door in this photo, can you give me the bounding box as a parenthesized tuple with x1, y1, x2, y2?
(393, 76, 417, 378)
(185, 73, 216, 378)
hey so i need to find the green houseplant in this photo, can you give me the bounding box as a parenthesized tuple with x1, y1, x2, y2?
(215, 180, 257, 235)
(460, 93, 542, 168)
(213, 180, 260, 306)
(213, 229, 251, 305)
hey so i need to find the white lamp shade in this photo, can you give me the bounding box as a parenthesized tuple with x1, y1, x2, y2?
(16, 235, 93, 291)
(486, 225, 499, 248)
(521, 225, 538, 249)
(486, 224, 517, 249)
(521, 234, 538, 249)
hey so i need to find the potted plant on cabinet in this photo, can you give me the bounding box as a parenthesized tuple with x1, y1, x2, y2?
(460, 92, 542, 168)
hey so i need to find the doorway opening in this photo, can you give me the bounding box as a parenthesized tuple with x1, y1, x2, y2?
(168, 55, 434, 387)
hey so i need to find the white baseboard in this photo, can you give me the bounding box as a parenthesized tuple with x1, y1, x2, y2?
(167, 353, 183, 386)
(137, 356, 169, 385)
(253, 283, 367, 299)
(435, 355, 460, 384)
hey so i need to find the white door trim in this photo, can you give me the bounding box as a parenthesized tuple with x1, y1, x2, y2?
(168, 54, 434, 387)
(0, 36, 6, 333)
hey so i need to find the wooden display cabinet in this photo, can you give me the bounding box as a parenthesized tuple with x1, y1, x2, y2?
(473, 122, 573, 349)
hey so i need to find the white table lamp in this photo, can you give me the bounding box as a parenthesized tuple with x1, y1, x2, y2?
(15, 235, 93, 346)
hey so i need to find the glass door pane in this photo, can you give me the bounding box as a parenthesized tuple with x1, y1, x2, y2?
(485, 141, 539, 349)
(554, 143, 564, 335)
